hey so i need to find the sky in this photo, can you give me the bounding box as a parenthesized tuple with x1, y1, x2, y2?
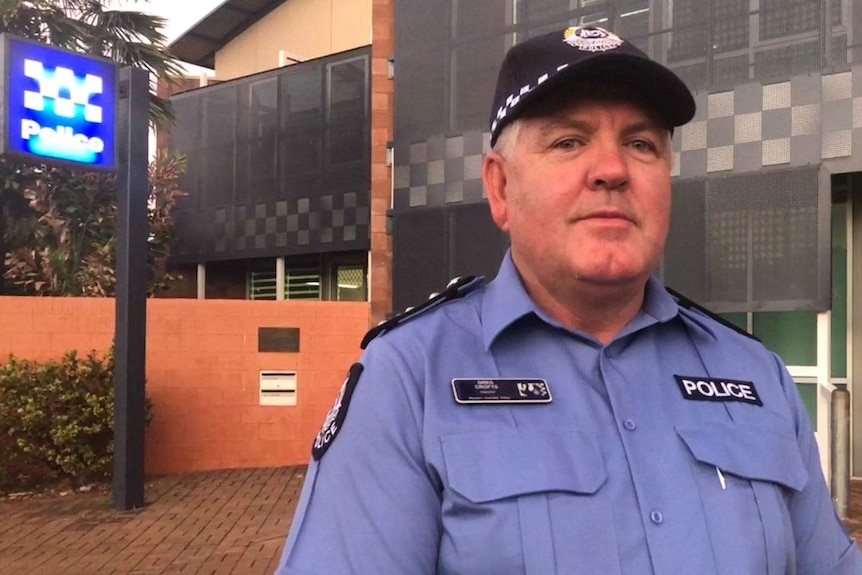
(112, 0, 224, 43)
(107, 0, 225, 153)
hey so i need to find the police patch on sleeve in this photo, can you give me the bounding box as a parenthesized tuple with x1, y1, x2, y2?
(674, 375, 763, 407)
(312, 363, 364, 461)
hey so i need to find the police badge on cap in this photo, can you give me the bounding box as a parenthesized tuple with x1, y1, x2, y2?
(563, 26, 624, 52)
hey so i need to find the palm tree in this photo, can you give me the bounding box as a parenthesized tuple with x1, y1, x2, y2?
(0, 0, 185, 126)
(0, 0, 187, 295)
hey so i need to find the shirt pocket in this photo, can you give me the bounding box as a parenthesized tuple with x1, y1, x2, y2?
(439, 427, 621, 575)
(676, 422, 808, 575)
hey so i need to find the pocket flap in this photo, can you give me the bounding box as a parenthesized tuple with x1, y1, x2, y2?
(676, 421, 808, 492)
(440, 427, 607, 503)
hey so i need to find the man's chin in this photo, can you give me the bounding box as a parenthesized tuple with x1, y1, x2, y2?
(572, 269, 650, 289)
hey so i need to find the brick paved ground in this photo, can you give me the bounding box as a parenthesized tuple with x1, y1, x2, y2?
(1, 468, 862, 574)
(0, 467, 305, 575)
(844, 479, 862, 543)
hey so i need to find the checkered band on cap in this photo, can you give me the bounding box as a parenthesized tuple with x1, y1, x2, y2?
(491, 68, 559, 135)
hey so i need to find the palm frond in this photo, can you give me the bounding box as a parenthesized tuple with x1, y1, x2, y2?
(0, 0, 182, 126)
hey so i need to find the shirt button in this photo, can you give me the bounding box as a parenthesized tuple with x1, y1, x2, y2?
(623, 419, 637, 431)
(650, 510, 663, 525)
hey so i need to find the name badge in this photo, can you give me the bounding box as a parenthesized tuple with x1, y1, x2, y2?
(452, 378, 552, 404)
(674, 375, 762, 407)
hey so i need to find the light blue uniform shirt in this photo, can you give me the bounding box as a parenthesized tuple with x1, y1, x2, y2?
(277, 253, 862, 574)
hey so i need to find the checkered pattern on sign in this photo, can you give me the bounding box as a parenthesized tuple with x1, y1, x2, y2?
(23, 59, 103, 123)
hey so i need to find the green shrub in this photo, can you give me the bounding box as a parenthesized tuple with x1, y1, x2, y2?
(0, 348, 151, 494)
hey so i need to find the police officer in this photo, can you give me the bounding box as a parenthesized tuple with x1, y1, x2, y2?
(276, 26, 862, 574)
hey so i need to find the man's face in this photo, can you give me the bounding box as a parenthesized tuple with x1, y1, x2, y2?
(483, 98, 673, 293)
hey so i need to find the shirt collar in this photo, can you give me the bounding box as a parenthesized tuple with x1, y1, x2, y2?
(481, 251, 541, 350)
(616, 275, 680, 339)
(481, 251, 680, 349)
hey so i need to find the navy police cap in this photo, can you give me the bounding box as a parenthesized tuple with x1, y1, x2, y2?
(489, 26, 696, 146)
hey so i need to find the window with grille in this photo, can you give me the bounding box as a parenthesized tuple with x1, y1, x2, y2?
(247, 263, 321, 300)
(249, 269, 279, 300)
(287, 266, 323, 300)
(246, 256, 366, 301)
(331, 265, 366, 301)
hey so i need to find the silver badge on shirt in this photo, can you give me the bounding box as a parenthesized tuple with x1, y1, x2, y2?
(451, 378, 552, 404)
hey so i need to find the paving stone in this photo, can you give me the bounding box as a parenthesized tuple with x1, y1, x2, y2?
(2, 466, 860, 573)
(0, 466, 304, 574)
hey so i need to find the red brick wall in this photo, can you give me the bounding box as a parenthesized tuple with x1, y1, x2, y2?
(0, 296, 369, 475)
(370, 0, 394, 326)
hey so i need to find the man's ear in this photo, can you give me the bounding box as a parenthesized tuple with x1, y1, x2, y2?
(483, 151, 510, 232)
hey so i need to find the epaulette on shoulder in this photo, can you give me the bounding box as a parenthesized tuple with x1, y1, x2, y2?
(665, 286, 760, 342)
(360, 276, 483, 349)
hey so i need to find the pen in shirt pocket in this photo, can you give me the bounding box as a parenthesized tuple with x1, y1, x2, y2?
(716, 467, 727, 490)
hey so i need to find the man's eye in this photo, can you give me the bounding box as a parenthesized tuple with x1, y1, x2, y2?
(553, 138, 579, 150)
(630, 139, 657, 152)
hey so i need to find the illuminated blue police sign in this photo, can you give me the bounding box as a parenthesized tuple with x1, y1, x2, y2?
(1, 35, 117, 170)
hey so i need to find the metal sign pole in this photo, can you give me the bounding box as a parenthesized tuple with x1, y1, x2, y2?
(112, 65, 149, 511)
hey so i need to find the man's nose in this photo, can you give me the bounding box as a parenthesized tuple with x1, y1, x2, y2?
(586, 142, 629, 192)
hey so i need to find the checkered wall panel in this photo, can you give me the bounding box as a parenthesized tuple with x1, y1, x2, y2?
(394, 64, 862, 209)
(172, 191, 370, 263)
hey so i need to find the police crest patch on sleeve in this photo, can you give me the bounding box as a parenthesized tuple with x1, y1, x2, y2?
(312, 362, 364, 461)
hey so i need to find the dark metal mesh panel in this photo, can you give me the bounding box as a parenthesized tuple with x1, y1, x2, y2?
(450, 203, 509, 281)
(526, 20, 573, 38)
(451, 36, 512, 131)
(236, 79, 278, 204)
(173, 96, 204, 208)
(520, 0, 571, 29)
(394, 0, 448, 143)
(705, 189, 750, 305)
(170, 47, 371, 262)
(393, 209, 449, 312)
(171, 97, 201, 152)
(667, 2, 707, 62)
(454, 0, 512, 38)
(617, 0, 650, 42)
(713, 54, 750, 87)
(712, 0, 749, 53)
(669, 60, 709, 93)
(755, 40, 821, 82)
(832, 0, 842, 24)
(279, 67, 322, 192)
(832, 34, 848, 67)
(759, 0, 820, 40)
(395, 0, 854, 145)
(393, 203, 509, 312)
(664, 179, 707, 301)
(664, 168, 828, 313)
